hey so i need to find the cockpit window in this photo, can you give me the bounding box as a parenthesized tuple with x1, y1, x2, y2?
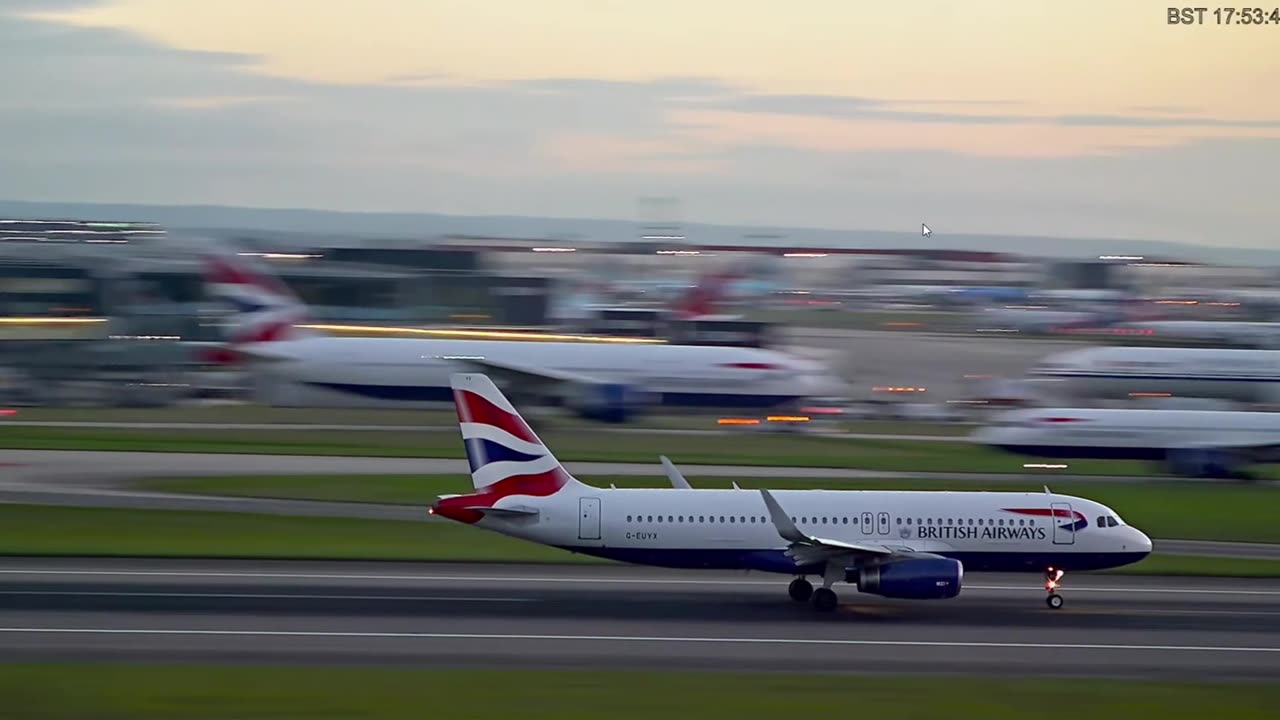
(1107, 516, 1120, 527)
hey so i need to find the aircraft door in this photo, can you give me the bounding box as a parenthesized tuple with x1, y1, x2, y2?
(578, 497, 601, 541)
(877, 512, 890, 536)
(860, 512, 874, 535)
(1051, 501, 1075, 545)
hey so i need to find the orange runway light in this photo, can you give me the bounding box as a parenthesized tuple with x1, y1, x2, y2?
(717, 418, 762, 426)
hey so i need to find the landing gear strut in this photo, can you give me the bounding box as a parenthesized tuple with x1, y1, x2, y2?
(788, 577, 813, 602)
(1045, 567, 1065, 609)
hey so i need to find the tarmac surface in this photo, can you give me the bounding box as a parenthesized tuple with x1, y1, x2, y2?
(787, 327, 1078, 401)
(0, 558, 1276, 679)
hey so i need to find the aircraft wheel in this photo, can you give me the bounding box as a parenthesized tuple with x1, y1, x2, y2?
(1046, 593, 1064, 610)
(788, 577, 813, 602)
(812, 588, 838, 612)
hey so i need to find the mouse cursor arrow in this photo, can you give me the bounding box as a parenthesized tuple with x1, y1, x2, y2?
(921, 223, 932, 238)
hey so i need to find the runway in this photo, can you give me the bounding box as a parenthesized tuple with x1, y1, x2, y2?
(0, 558, 1276, 679)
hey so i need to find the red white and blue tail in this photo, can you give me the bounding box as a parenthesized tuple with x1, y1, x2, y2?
(451, 373, 580, 495)
(203, 252, 311, 346)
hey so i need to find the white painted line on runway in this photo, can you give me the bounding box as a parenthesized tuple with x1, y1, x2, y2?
(0, 627, 1275, 654)
(0, 591, 530, 602)
(1, 569, 1276, 596)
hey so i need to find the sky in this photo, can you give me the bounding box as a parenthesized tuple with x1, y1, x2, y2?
(2, 0, 1278, 247)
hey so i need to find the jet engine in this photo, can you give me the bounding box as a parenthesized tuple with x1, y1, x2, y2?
(1164, 447, 1248, 479)
(847, 558, 963, 599)
(561, 382, 656, 424)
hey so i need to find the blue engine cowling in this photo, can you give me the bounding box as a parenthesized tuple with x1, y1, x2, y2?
(848, 558, 963, 599)
(564, 382, 655, 424)
(1165, 448, 1241, 478)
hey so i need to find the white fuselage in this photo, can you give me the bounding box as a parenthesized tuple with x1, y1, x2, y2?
(973, 407, 1280, 464)
(1029, 346, 1280, 403)
(243, 336, 847, 410)
(462, 485, 1151, 574)
(1118, 321, 1280, 349)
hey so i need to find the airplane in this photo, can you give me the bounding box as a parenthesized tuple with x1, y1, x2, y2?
(1028, 345, 1280, 405)
(1114, 320, 1280, 349)
(430, 372, 1154, 612)
(971, 406, 1280, 479)
(975, 306, 1110, 334)
(204, 253, 848, 422)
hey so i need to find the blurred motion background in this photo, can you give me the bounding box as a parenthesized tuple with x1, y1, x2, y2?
(3, 212, 1279, 418)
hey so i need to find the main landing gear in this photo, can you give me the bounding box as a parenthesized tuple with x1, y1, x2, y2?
(788, 576, 838, 612)
(788, 577, 813, 602)
(1045, 567, 1065, 609)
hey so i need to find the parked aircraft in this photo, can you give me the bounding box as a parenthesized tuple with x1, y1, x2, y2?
(205, 254, 847, 422)
(1028, 345, 1280, 404)
(972, 406, 1280, 479)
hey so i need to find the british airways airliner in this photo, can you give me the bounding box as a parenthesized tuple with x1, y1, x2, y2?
(432, 373, 1154, 612)
(204, 254, 847, 423)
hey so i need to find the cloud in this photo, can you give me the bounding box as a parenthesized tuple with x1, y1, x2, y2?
(0, 6, 1276, 248)
(710, 93, 1280, 130)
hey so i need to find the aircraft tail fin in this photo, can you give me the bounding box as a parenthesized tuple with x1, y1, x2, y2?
(449, 372, 583, 495)
(202, 251, 315, 348)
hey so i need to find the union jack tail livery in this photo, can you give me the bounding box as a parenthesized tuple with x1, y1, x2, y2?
(433, 373, 584, 523)
(203, 252, 310, 346)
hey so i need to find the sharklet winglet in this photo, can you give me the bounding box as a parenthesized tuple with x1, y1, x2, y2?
(659, 455, 691, 489)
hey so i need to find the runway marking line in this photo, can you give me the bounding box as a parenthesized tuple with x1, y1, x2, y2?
(0, 628, 1275, 654)
(0, 591, 529, 602)
(1, 570, 1276, 596)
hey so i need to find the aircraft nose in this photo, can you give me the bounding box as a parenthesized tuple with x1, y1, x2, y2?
(1130, 528, 1154, 555)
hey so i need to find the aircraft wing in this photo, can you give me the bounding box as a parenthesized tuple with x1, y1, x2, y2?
(759, 488, 901, 566)
(434, 494, 539, 518)
(449, 356, 612, 393)
(463, 505, 539, 517)
(451, 356, 609, 386)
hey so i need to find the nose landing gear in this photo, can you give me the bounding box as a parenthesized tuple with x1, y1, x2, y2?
(1045, 567, 1065, 609)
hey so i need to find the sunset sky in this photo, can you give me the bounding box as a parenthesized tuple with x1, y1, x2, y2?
(4, 0, 1278, 246)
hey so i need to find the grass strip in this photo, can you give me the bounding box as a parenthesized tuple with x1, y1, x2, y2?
(0, 504, 1276, 576)
(3, 406, 971, 435)
(0, 425, 1162, 475)
(0, 664, 1275, 720)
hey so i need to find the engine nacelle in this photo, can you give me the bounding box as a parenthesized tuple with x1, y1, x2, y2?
(847, 558, 963, 599)
(1164, 447, 1244, 479)
(562, 382, 654, 424)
